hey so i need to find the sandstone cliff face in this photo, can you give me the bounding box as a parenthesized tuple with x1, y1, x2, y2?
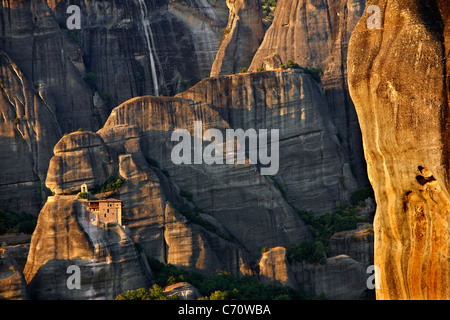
(348, 0, 450, 299)
(43, 122, 255, 277)
(0, 50, 62, 214)
(42, 70, 328, 279)
(0, 249, 29, 300)
(100, 93, 312, 255)
(1, 0, 226, 131)
(0, 0, 227, 213)
(249, 0, 369, 187)
(178, 69, 358, 214)
(210, 0, 265, 76)
(45, 131, 115, 195)
(258, 247, 368, 300)
(23, 198, 151, 299)
(328, 223, 373, 267)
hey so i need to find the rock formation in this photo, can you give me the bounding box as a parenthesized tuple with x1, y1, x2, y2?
(328, 223, 374, 267)
(0, 249, 29, 300)
(249, 0, 370, 187)
(348, 0, 450, 299)
(178, 69, 358, 214)
(23, 197, 152, 299)
(45, 131, 115, 195)
(292, 254, 367, 300)
(101, 92, 313, 255)
(259, 247, 299, 289)
(0, 50, 62, 214)
(210, 0, 265, 76)
(258, 247, 368, 300)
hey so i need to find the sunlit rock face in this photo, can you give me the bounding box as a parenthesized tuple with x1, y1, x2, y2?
(348, 0, 450, 299)
(0, 249, 29, 300)
(23, 198, 152, 300)
(210, 0, 265, 76)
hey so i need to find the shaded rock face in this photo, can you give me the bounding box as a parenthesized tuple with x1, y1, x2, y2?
(45, 131, 115, 195)
(210, 0, 265, 76)
(101, 92, 312, 256)
(0, 249, 29, 300)
(348, 0, 450, 299)
(249, 0, 369, 188)
(292, 255, 367, 300)
(23, 198, 151, 299)
(328, 223, 374, 267)
(258, 247, 368, 300)
(178, 69, 358, 214)
(0, 50, 62, 214)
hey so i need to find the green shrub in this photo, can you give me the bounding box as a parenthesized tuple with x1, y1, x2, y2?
(78, 192, 89, 199)
(99, 91, 112, 107)
(285, 60, 301, 69)
(85, 72, 97, 88)
(92, 176, 123, 194)
(144, 260, 310, 300)
(239, 67, 248, 74)
(287, 241, 326, 264)
(198, 290, 228, 300)
(295, 203, 366, 254)
(115, 285, 178, 300)
(0, 210, 37, 235)
(350, 187, 375, 206)
(179, 189, 193, 202)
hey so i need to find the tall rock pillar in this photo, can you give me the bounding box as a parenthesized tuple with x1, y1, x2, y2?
(348, 0, 450, 299)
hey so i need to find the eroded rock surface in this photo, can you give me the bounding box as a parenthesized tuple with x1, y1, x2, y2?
(23, 198, 152, 299)
(0, 249, 29, 300)
(348, 0, 450, 299)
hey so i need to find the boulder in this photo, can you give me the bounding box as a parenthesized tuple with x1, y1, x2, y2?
(164, 282, 202, 300)
(0, 249, 29, 300)
(178, 69, 358, 214)
(210, 0, 265, 76)
(328, 223, 374, 267)
(259, 247, 299, 290)
(292, 255, 367, 300)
